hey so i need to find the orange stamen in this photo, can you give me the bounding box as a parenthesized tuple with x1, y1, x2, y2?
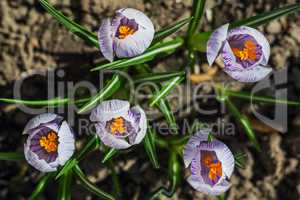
(232, 40, 257, 61)
(117, 25, 136, 39)
(208, 161, 222, 181)
(39, 131, 58, 153)
(110, 117, 126, 134)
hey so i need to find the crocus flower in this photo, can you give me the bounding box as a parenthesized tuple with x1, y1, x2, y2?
(90, 99, 147, 149)
(23, 113, 75, 172)
(183, 129, 235, 196)
(98, 8, 155, 62)
(207, 24, 272, 82)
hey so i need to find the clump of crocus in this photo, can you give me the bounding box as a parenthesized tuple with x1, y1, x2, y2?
(98, 8, 155, 62)
(90, 99, 147, 149)
(23, 113, 75, 172)
(183, 128, 234, 196)
(207, 24, 271, 82)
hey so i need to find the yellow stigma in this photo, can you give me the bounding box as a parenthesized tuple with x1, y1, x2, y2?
(202, 153, 222, 182)
(208, 162, 222, 182)
(109, 117, 126, 134)
(232, 40, 257, 61)
(117, 25, 136, 39)
(39, 131, 58, 153)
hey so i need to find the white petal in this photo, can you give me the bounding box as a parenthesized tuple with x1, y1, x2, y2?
(131, 106, 147, 145)
(224, 65, 272, 83)
(114, 26, 154, 58)
(90, 99, 130, 123)
(206, 23, 229, 66)
(212, 140, 235, 178)
(183, 128, 211, 168)
(98, 18, 114, 62)
(187, 175, 231, 196)
(117, 8, 154, 31)
(23, 113, 58, 135)
(57, 121, 75, 166)
(95, 123, 131, 149)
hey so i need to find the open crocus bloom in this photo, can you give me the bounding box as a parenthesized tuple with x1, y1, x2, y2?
(90, 100, 147, 149)
(183, 129, 235, 196)
(23, 113, 75, 172)
(98, 8, 155, 62)
(207, 24, 272, 82)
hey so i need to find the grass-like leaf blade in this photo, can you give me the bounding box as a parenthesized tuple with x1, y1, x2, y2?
(0, 152, 25, 161)
(153, 17, 192, 44)
(57, 170, 73, 200)
(133, 71, 185, 84)
(28, 173, 56, 200)
(78, 75, 121, 113)
(150, 75, 185, 107)
(73, 164, 116, 200)
(90, 38, 184, 71)
(102, 148, 119, 164)
(143, 127, 160, 169)
(187, 0, 206, 40)
(38, 0, 98, 48)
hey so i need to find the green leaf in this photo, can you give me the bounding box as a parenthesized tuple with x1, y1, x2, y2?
(157, 99, 178, 135)
(78, 75, 121, 114)
(226, 90, 300, 107)
(150, 75, 185, 107)
(107, 160, 122, 199)
(143, 127, 160, 169)
(28, 172, 56, 200)
(146, 153, 180, 200)
(153, 17, 192, 44)
(56, 159, 78, 180)
(56, 135, 100, 179)
(226, 99, 261, 151)
(0, 97, 90, 107)
(57, 170, 73, 200)
(0, 152, 24, 161)
(38, 0, 98, 48)
(231, 3, 300, 28)
(90, 38, 184, 71)
(187, 0, 206, 40)
(133, 71, 185, 84)
(192, 3, 300, 52)
(234, 152, 247, 169)
(217, 195, 225, 200)
(73, 164, 116, 200)
(102, 148, 119, 164)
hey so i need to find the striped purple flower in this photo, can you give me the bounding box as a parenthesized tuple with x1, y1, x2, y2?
(98, 8, 155, 62)
(183, 129, 235, 196)
(207, 24, 272, 82)
(90, 99, 147, 149)
(23, 113, 75, 172)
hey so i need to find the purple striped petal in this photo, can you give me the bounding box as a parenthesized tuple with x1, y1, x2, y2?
(23, 113, 59, 135)
(187, 175, 231, 196)
(224, 65, 272, 83)
(183, 129, 211, 168)
(90, 99, 130, 123)
(129, 105, 147, 145)
(57, 121, 75, 165)
(98, 18, 114, 62)
(206, 23, 229, 66)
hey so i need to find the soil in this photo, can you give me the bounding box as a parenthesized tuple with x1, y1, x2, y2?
(0, 0, 300, 200)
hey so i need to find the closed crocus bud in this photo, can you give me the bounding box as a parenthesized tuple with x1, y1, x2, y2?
(183, 129, 235, 196)
(90, 99, 147, 149)
(98, 8, 155, 62)
(23, 113, 75, 172)
(207, 24, 271, 82)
